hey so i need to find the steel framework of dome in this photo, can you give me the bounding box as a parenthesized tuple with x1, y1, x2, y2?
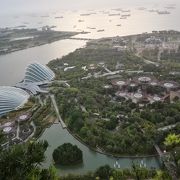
(24, 62, 55, 83)
(0, 86, 29, 116)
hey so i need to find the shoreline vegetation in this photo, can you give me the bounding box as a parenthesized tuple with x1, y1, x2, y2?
(0, 28, 87, 55)
(65, 126, 159, 159)
(47, 30, 180, 157)
(0, 30, 179, 178)
(0, 139, 171, 179)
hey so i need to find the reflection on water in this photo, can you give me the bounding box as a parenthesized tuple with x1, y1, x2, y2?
(0, 3, 179, 87)
(0, 0, 177, 174)
(39, 124, 161, 175)
(0, 1, 179, 87)
(0, 40, 86, 86)
(0, 3, 180, 39)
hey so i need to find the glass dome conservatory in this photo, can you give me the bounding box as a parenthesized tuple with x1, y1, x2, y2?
(24, 62, 55, 83)
(0, 86, 29, 116)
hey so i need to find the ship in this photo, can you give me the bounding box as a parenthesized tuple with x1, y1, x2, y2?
(108, 13, 120, 16)
(120, 16, 127, 19)
(121, 14, 131, 17)
(87, 27, 96, 30)
(121, 9, 130, 13)
(97, 29, 105, 32)
(80, 13, 91, 16)
(148, 9, 157, 13)
(138, 7, 146, 10)
(55, 16, 63, 19)
(78, 20, 84, 22)
(157, 10, 170, 15)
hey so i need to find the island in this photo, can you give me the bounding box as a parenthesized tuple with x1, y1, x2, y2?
(52, 143, 83, 165)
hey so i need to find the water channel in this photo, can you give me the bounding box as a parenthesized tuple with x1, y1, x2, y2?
(39, 124, 161, 175)
(0, 35, 161, 175)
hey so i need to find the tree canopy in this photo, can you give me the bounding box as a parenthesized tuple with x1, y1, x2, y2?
(52, 143, 83, 165)
(164, 133, 180, 148)
(0, 140, 49, 180)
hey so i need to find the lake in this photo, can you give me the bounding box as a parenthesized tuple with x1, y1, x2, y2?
(0, 0, 178, 174)
(39, 124, 161, 175)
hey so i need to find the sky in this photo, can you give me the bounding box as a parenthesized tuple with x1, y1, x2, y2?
(0, 0, 179, 14)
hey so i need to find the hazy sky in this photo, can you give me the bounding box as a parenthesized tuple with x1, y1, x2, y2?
(0, 0, 179, 14)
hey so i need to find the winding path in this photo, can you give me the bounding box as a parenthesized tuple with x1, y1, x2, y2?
(25, 121, 36, 142)
(50, 94, 67, 129)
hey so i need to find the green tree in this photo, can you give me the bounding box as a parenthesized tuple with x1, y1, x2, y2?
(164, 133, 180, 148)
(0, 140, 48, 180)
(95, 165, 113, 180)
(52, 143, 83, 165)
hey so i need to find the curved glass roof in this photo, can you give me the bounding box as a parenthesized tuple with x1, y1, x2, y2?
(24, 62, 55, 83)
(0, 86, 29, 116)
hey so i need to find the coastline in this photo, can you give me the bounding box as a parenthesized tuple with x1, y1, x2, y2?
(0, 37, 77, 56)
(2, 29, 179, 57)
(0, 29, 88, 56)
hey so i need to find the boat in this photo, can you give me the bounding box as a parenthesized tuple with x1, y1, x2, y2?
(121, 9, 130, 13)
(165, 6, 175, 9)
(102, 11, 109, 14)
(87, 27, 96, 30)
(112, 8, 122, 11)
(55, 16, 63, 19)
(138, 7, 146, 10)
(97, 29, 105, 32)
(109, 13, 120, 16)
(157, 10, 170, 15)
(15, 25, 27, 28)
(78, 20, 84, 22)
(120, 16, 127, 19)
(80, 13, 91, 16)
(41, 15, 49, 18)
(23, 22, 29, 25)
(50, 25, 56, 28)
(148, 9, 157, 12)
(121, 14, 131, 17)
